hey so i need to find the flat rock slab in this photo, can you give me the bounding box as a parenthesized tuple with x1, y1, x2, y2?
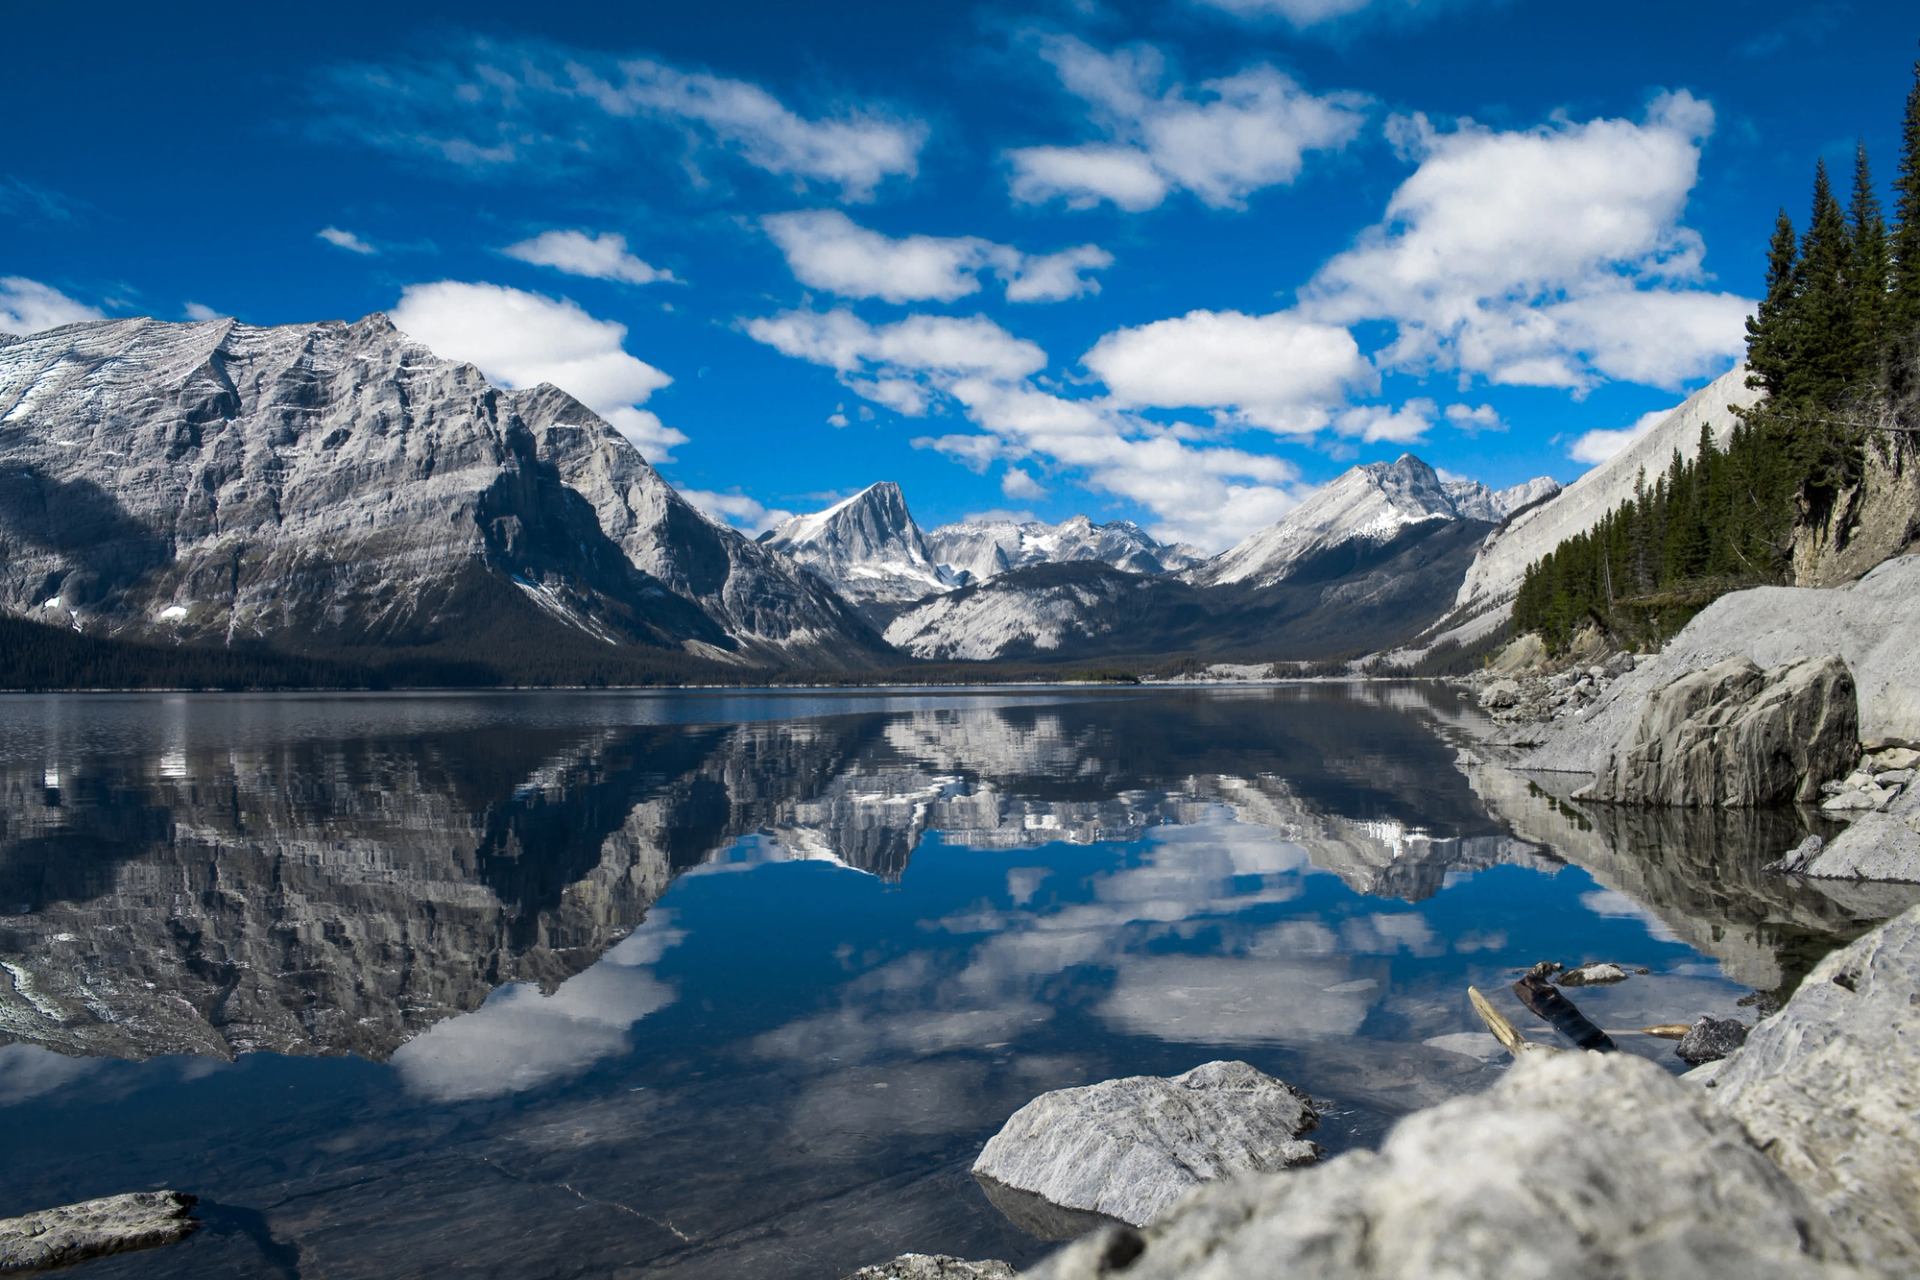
(842, 1254, 1015, 1280)
(0, 1191, 196, 1273)
(973, 1061, 1319, 1229)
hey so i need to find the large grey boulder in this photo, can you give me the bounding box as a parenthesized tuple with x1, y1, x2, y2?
(1708, 902, 1920, 1267)
(1023, 1053, 1861, 1280)
(972, 1061, 1319, 1229)
(841, 1256, 1015, 1280)
(1574, 655, 1856, 806)
(0, 1190, 196, 1273)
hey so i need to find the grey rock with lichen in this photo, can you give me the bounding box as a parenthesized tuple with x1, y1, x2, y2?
(1574, 655, 1857, 806)
(972, 1060, 1319, 1229)
(0, 1191, 196, 1273)
(1023, 1053, 1862, 1280)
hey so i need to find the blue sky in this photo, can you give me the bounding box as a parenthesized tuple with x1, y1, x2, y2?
(3, 0, 1915, 549)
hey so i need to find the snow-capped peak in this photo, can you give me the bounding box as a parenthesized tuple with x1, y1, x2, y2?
(925, 514, 1200, 582)
(766, 482, 955, 607)
(1190, 454, 1558, 590)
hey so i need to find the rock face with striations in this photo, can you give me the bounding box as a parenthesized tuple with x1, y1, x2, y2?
(1022, 1052, 1861, 1280)
(972, 1061, 1320, 1230)
(1572, 655, 1857, 807)
(0, 315, 884, 670)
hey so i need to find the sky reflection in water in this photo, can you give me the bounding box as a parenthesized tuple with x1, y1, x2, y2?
(0, 686, 1896, 1279)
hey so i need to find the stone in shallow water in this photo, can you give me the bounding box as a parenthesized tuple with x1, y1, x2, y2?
(1675, 1015, 1749, 1065)
(1557, 961, 1629, 986)
(1022, 1053, 1856, 1280)
(841, 1254, 1015, 1280)
(972, 1061, 1319, 1229)
(0, 1190, 196, 1273)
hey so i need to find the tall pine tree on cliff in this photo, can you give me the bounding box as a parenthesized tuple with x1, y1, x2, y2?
(1792, 159, 1856, 406)
(1746, 209, 1799, 395)
(1892, 60, 1920, 339)
(1848, 141, 1890, 380)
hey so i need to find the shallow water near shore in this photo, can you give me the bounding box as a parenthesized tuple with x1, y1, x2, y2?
(0, 685, 1907, 1278)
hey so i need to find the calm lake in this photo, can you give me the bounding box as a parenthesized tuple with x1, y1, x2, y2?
(0, 686, 1905, 1278)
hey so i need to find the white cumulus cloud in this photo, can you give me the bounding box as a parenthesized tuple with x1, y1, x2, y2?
(1303, 91, 1752, 393)
(392, 280, 685, 458)
(0, 277, 104, 334)
(317, 226, 377, 255)
(1008, 37, 1367, 212)
(1568, 406, 1673, 465)
(502, 229, 677, 285)
(680, 489, 797, 534)
(762, 210, 1110, 304)
(1082, 308, 1374, 433)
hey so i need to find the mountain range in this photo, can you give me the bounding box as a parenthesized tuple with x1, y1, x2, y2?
(0, 310, 1629, 681)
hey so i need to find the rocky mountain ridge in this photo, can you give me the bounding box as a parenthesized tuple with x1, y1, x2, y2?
(0, 314, 886, 673)
(925, 514, 1203, 583)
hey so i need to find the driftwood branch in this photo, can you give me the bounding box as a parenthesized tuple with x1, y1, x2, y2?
(1468, 986, 1553, 1058)
(1512, 974, 1617, 1052)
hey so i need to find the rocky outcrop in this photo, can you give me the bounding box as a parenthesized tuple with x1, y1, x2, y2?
(1774, 746, 1920, 883)
(971, 1061, 1319, 1230)
(1707, 903, 1920, 1267)
(0, 1191, 196, 1273)
(1573, 655, 1857, 806)
(1023, 1052, 1858, 1280)
(841, 1255, 1015, 1280)
(1516, 555, 1920, 777)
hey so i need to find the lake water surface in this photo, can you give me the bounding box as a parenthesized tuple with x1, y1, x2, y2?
(0, 686, 1905, 1278)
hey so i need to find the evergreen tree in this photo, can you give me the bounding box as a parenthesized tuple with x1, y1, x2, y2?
(1746, 208, 1799, 394)
(1892, 60, 1920, 337)
(1793, 159, 1856, 406)
(1848, 141, 1890, 379)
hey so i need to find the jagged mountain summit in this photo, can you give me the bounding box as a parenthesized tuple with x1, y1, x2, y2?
(763, 482, 955, 616)
(0, 314, 887, 674)
(1188, 454, 1559, 591)
(925, 514, 1203, 583)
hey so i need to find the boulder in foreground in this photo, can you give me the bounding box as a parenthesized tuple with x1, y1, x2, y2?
(1023, 1053, 1857, 1280)
(1575, 655, 1856, 806)
(0, 1190, 196, 1274)
(972, 1061, 1319, 1229)
(1708, 901, 1920, 1266)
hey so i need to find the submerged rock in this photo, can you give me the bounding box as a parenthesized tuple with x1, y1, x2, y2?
(1557, 961, 1629, 986)
(1710, 902, 1920, 1267)
(842, 1255, 1015, 1280)
(1023, 1053, 1855, 1280)
(0, 1190, 197, 1273)
(1575, 655, 1857, 807)
(972, 1061, 1320, 1229)
(1675, 1016, 1749, 1065)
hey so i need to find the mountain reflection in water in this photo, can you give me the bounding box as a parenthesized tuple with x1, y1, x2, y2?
(0, 687, 1909, 1279)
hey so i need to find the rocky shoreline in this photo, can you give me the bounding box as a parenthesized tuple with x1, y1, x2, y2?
(847, 561, 1920, 1278)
